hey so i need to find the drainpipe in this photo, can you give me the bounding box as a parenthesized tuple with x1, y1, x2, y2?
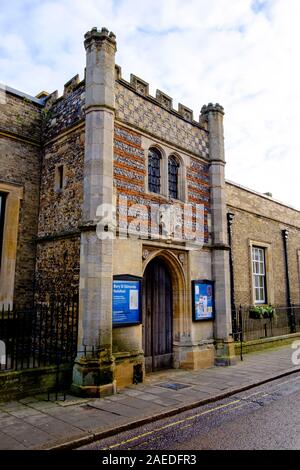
(227, 212, 237, 339)
(282, 229, 295, 332)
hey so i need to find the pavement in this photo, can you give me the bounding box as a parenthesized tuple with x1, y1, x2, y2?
(0, 344, 299, 450)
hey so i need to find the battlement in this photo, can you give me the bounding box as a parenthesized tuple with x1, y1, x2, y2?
(43, 73, 84, 110)
(63, 74, 80, 97)
(41, 19, 224, 133)
(39, 26, 223, 148)
(114, 66, 222, 128)
(84, 27, 116, 50)
(201, 102, 224, 115)
(42, 67, 199, 126)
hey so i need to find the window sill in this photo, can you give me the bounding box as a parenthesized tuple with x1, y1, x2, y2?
(146, 191, 185, 204)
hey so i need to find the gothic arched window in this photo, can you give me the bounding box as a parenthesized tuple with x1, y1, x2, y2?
(168, 156, 179, 199)
(148, 148, 161, 194)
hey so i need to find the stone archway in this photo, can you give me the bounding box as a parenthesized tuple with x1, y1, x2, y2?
(143, 257, 172, 372)
(142, 250, 188, 371)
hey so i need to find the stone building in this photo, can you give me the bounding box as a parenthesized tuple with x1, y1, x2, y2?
(226, 182, 300, 309)
(0, 27, 300, 396)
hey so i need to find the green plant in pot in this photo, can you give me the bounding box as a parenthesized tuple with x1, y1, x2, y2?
(249, 305, 276, 320)
(263, 305, 276, 319)
(249, 306, 264, 319)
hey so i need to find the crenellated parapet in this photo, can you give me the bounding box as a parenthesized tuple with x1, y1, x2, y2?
(41, 28, 223, 152)
(200, 102, 224, 118)
(84, 26, 116, 51)
(44, 90, 59, 110)
(178, 103, 193, 122)
(114, 67, 207, 127)
(64, 74, 80, 97)
(156, 89, 173, 109)
(130, 74, 149, 96)
(43, 78, 85, 140)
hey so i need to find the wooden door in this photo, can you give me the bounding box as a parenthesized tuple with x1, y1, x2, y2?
(143, 258, 173, 372)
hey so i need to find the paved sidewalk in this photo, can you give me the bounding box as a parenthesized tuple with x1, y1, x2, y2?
(0, 345, 299, 450)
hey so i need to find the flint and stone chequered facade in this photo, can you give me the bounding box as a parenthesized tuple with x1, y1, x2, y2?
(1, 28, 300, 395)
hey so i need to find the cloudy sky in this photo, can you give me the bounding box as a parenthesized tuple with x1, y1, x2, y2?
(1, 0, 299, 208)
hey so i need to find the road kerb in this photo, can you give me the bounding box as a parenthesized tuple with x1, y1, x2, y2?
(36, 365, 300, 451)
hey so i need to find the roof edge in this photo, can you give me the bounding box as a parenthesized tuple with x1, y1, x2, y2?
(226, 179, 300, 214)
(0, 84, 45, 106)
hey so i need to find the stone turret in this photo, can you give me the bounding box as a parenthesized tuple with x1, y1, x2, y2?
(72, 27, 117, 397)
(201, 103, 236, 366)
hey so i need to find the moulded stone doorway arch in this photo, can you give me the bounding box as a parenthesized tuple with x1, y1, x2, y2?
(142, 249, 189, 369)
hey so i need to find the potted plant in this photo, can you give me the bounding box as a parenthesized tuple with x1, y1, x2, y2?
(263, 305, 277, 320)
(249, 306, 264, 319)
(249, 305, 277, 320)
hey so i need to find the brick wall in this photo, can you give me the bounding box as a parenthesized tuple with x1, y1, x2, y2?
(187, 157, 210, 242)
(114, 124, 210, 241)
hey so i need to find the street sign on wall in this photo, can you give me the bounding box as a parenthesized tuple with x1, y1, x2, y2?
(112, 276, 142, 326)
(192, 280, 215, 321)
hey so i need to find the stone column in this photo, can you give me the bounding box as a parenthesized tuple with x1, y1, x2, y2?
(201, 103, 236, 366)
(72, 27, 117, 396)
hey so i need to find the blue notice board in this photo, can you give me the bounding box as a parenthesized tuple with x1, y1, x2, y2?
(113, 278, 141, 326)
(192, 280, 214, 321)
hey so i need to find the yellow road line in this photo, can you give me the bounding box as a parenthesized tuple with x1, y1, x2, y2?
(220, 403, 247, 414)
(102, 375, 300, 450)
(129, 435, 167, 449)
(129, 402, 248, 449)
(179, 424, 193, 430)
(102, 400, 241, 450)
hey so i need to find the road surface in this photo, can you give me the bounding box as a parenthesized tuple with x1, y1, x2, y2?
(79, 372, 300, 450)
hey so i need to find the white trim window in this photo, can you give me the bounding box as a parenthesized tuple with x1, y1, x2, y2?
(252, 246, 267, 304)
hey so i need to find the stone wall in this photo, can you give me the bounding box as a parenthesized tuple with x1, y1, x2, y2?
(35, 236, 80, 293)
(0, 90, 42, 307)
(33, 76, 85, 295)
(0, 91, 42, 143)
(36, 125, 84, 292)
(226, 182, 300, 306)
(115, 80, 209, 159)
(38, 127, 84, 237)
(44, 82, 85, 141)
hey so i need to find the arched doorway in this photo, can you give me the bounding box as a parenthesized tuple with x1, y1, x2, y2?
(143, 257, 173, 372)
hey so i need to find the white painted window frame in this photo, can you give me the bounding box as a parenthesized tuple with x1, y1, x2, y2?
(249, 240, 274, 306)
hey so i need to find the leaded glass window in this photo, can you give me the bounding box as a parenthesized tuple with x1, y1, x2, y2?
(168, 156, 179, 199)
(148, 148, 161, 194)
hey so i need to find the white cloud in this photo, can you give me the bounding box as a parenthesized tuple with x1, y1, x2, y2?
(0, 0, 299, 208)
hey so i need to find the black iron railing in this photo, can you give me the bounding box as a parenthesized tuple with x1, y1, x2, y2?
(0, 291, 79, 372)
(233, 304, 300, 343)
